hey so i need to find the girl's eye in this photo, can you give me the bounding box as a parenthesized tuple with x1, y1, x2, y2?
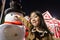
(34, 15, 37, 18)
(30, 15, 37, 19)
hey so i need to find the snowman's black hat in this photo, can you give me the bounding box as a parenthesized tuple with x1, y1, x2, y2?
(5, 0, 25, 16)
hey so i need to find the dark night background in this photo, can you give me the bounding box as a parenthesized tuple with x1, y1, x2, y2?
(1, 0, 60, 20)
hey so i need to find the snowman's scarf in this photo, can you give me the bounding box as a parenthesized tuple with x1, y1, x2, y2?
(4, 21, 23, 25)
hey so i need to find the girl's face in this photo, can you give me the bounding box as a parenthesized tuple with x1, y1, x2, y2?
(30, 12, 40, 27)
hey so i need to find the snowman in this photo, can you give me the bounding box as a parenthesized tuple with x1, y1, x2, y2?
(0, 7, 26, 40)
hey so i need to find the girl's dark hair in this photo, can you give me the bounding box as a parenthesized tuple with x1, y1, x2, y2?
(30, 10, 52, 34)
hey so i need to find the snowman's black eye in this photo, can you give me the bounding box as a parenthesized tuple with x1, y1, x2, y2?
(15, 16, 18, 18)
(14, 33, 18, 37)
(11, 14, 13, 16)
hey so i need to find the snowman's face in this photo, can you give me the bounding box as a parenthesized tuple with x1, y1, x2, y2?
(10, 12, 23, 17)
(10, 12, 24, 21)
(5, 12, 24, 22)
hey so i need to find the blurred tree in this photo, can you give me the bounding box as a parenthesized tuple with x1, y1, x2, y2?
(0, 0, 2, 13)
